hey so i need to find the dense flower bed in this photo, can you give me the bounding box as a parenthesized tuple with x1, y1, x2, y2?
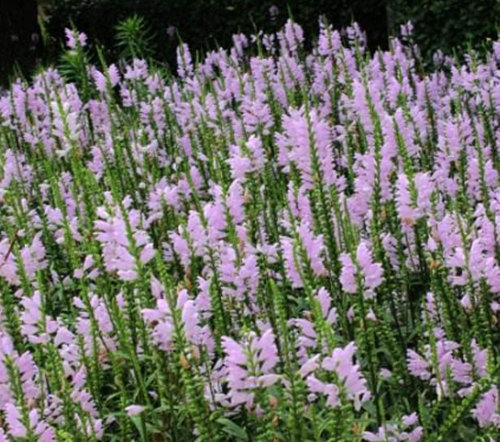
(0, 20, 500, 441)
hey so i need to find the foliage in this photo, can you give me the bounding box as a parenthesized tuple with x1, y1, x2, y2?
(114, 14, 155, 60)
(42, 0, 379, 64)
(1, 18, 500, 441)
(389, 0, 499, 58)
(42, 0, 499, 66)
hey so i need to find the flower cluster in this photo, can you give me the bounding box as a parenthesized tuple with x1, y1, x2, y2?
(0, 17, 499, 441)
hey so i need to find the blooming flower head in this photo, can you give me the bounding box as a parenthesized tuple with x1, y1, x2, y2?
(340, 242, 383, 297)
(322, 342, 371, 410)
(221, 329, 280, 408)
(64, 28, 87, 49)
(472, 386, 500, 428)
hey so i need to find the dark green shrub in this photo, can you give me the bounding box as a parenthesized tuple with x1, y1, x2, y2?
(389, 0, 499, 58)
(35, 0, 500, 71)
(42, 0, 387, 65)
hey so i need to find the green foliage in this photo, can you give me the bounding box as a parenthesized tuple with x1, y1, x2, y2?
(42, 0, 500, 66)
(115, 14, 155, 60)
(42, 0, 376, 65)
(389, 0, 500, 58)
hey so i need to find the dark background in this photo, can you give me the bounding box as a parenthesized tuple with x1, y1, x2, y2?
(0, 0, 499, 85)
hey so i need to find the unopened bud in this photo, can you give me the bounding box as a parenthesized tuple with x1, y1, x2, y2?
(268, 395, 278, 409)
(180, 353, 190, 369)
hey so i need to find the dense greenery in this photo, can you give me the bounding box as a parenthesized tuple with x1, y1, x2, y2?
(1, 18, 500, 441)
(389, 0, 500, 58)
(43, 0, 498, 62)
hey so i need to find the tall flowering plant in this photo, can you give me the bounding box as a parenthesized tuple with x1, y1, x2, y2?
(0, 17, 499, 441)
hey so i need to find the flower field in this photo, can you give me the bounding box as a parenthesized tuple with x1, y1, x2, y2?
(1, 20, 500, 441)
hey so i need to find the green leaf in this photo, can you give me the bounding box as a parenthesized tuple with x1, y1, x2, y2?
(216, 418, 249, 441)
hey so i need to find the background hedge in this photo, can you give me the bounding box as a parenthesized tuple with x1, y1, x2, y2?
(41, 0, 388, 57)
(389, 0, 499, 57)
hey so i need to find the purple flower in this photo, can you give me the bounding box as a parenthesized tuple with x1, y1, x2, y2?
(402, 412, 418, 426)
(94, 199, 154, 281)
(356, 242, 383, 294)
(472, 386, 500, 428)
(126, 405, 146, 416)
(340, 242, 383, 297)
(340, 253, 357, 293)
(221, 329, 279, 408)
(297, 221, 327, 277)
(319, 342, 371, 410)
(64, 28, 87, 49)
(407, 350, 431, 380)
(316, 287, 337, 324)
(306, 375, 339, 407)
(177, 43, 193, 78)
(142, 299, 174, 351)
(281, 236, 303, 288)
(5, 403, 26, 437)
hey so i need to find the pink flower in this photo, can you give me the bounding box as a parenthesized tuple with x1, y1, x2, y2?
(306, 375, 339, 408)
(297, 221, 327, 276)
(64, 28, 87, 49)
(340, 253, 357, 293)
(126, 405, 146, 416)
(472, 386, 500, 428)
(5, 403, 26, 438)
(316, 287, 337, 324)
(403, 412, 418, 426)
(322, 342, 371, 410)
(281, 236, 303, 288)
(340, 242, 383, 297)
(407, 350, 431, 380)
(356, 242, 383, 294)
(221, 330, 279, 408)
